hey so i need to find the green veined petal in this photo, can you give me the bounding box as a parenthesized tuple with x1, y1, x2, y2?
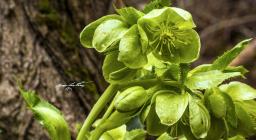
(189, 96, 210, 139)
(155, 92, 188, 126)
(80, 15, 122, 48)
(93, 19, 128, 52)
(118, 25, 147, 68)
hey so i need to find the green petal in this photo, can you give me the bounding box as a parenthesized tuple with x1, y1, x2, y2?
(21, 90, 71, 140)
(116, 7, 144, 26)
(118, 25, 147, 68)
(146, 104, 168, 136)
(93, 19, 128, 52)
(219, 82, 256, 101)
(103, 52, 136, 84)
(189, 96, 210, 139)
(171, 29, 200, 63)
(204, 118, 225, 140)
(152, 29, 200, 63)
(80, 15, 122, 48)
(206, 89, 227, 118)
(171, 7, 196, 29)
(156, 133, 172, 140)
(100, 125, 126, 140)
(155, 92, 188, 126)
(139, 7, 195, 30)
(124, 129, 146, 140)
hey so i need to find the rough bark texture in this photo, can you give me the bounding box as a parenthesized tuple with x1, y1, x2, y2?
(0, 0, 110, 139)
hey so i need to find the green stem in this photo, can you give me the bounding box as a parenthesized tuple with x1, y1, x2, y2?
(99, 92, 120, 123)
(119, 79, 181, 88)
(76, 84, 118, 140)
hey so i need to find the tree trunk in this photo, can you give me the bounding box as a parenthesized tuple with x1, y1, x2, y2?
(0, 0, 110, 139)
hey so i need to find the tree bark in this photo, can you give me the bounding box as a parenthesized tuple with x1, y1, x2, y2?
(0, 0, 110, 139)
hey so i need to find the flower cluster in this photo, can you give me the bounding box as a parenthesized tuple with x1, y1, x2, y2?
(80, 6, 200, 84)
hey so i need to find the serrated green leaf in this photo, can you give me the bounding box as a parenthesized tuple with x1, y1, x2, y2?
(223, 66, 248, 75)
(220, 81, 256, 101)
(20, 89, 71, 140)
(116, 7, 144, 26)
(124, 129, 146, 140)
(155, 92, 188, 126)
(80, 15, 122, 48)
(188, 64, 247, 77)
(118, 25, 147, 69)
(146, 104, 168, 136)
(189, 96, 210, 139)
(211, 39, 252, 70)
(92, 19, 128, 52)
(185, 70, 241, 90)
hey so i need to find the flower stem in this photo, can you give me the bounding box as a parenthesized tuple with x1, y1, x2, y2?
(76, 84, 118, 140)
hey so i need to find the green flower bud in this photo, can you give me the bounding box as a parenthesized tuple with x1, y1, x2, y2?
(115, 86, 147, 112)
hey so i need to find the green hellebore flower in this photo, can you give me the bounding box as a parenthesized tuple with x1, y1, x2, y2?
(138, 7, 200, 63)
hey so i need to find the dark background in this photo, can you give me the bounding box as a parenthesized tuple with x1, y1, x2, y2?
(0, 0, 255, 139)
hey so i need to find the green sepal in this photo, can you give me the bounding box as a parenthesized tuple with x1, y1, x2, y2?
(155, 91, 189, 126)
(100, 125, 126, 140)
(103, 52, 137, 84)
(118, 25, 148, 69)
(204, 117, 226, 140)
(146, 104, 168, 136)
(189, 96, 211, 139)
(156, 133, 172, 140)
(92, 19, 128, 52)
(124, 129, 146, 140)
(80, 15, 122, 48)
